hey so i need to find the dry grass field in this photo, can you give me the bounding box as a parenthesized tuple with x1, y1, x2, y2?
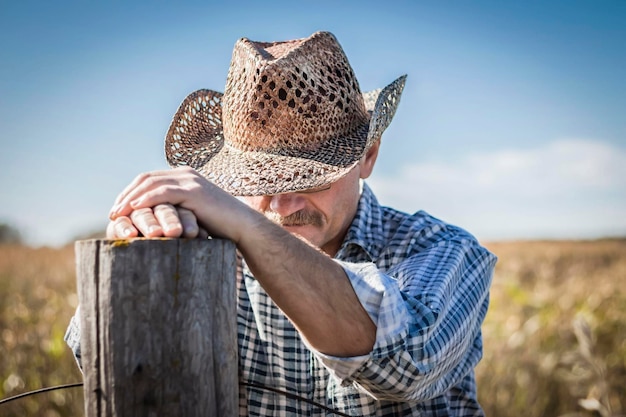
(479, 239, 625, 416)
(0, 244, 84, 416)
(1, 238, 624, 416)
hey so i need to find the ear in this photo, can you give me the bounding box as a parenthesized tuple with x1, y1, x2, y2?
(359, 138, 381, 179)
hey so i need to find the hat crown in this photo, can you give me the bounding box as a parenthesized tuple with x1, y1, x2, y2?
(222, 31, 369, 155)
(164, 31, 406, 196)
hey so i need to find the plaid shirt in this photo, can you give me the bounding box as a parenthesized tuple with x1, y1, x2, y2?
(238, 183, 495, 416)
(66, 183, 496, 416)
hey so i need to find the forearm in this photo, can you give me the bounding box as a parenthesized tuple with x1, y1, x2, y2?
(238, 211, 376, 357)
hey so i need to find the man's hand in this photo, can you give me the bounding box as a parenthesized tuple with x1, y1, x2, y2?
(106, 203, 208, 239)
(108, 166, 254, 244)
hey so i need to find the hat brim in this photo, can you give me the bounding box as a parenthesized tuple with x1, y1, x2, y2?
(165, 75, 406, 196)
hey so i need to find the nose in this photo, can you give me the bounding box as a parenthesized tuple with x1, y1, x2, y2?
(268, 193, 307, 217)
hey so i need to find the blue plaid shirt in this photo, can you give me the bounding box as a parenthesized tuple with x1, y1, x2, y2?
(66, 183, 496, 416)
(237, 183, 496, 415)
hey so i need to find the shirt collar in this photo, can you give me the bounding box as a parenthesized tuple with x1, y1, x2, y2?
(336, 182, 385, 262)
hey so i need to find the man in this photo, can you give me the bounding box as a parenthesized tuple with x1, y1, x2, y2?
(66, 31, 496, 415)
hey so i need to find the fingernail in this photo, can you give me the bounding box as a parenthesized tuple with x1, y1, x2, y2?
(122, 227, 133, 237)
(148, 226, 160, 235)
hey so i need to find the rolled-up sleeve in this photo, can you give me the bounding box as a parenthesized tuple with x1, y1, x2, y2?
(308, 261, 410, 382)
(310, 241, 496, 402)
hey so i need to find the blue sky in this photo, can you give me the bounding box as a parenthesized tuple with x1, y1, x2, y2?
(1, 0, 624, 246)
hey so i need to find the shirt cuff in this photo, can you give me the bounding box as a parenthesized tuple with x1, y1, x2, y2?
(308, 261, 410, 382)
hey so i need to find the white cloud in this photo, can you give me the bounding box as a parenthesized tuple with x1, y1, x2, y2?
(369, 139, 626, 241)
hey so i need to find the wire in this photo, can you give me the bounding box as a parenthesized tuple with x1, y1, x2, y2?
(0, 382, 83, 405)
(242, 381, 352, 417)
(0, 381, 353, 416)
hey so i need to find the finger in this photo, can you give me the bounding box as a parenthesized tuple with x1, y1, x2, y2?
(177, 207, 200, 238)
(130, 207, 164, 237)
(153, 204, 184, 238)
(113, 172, 150, 208)
(110, 169, 180, 219)
(113, 170, 171, 206)
(106, 217, 139, 239)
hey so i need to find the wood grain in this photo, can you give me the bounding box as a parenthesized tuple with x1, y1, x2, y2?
(76, 238, 238, 417)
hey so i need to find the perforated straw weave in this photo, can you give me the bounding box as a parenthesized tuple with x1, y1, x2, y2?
(165, 31, 406, 196)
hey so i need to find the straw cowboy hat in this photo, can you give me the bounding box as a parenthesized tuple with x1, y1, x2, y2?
(165, 31, 406, 196)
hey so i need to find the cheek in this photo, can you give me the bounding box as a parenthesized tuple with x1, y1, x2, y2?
(319, 194, 352, 225)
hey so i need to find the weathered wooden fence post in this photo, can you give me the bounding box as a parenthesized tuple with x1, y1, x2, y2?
(76, 238, 238, 417)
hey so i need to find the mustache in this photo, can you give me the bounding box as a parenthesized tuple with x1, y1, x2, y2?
(265, 210, 324, 227)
